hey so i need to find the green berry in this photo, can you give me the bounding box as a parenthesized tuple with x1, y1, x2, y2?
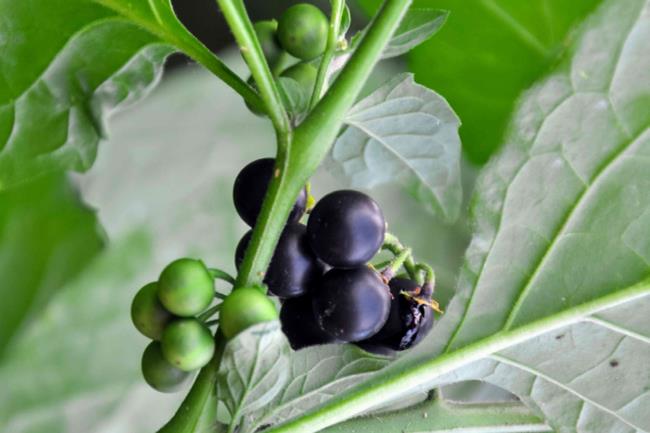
(131, 282, 174, 340)
(220, 287, 278, 340)
(158, 258, 214, 317)
(141, 341, 191, 393)
(254, 20, 283, 67)
(281, 62, 318, 91)
(161, 318, 215, 371)
(277, 4, 328, 60)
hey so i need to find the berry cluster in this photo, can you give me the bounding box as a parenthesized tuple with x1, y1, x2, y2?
(233, 158, 441, 352)
(246, 3, 329, 114)
(131, 259, 218, 392)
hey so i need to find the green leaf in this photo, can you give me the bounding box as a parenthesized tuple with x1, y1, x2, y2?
(247, 344, 390, 432)
(322, 398, 552, 433)
(261, 0, 650, 432)
(329, 73, 462, 222)
(357, 0, 604, 163)
(0, 0, 239, 191)
(383, 8, 448, 58)
(217, 322, 291, 432)
(277, 77, 311, 119)
(0, 231, 153, 432)
(0, 173, 104, 355)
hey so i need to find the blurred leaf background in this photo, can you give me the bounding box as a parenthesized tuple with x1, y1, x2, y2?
(0, 0, 606, 432)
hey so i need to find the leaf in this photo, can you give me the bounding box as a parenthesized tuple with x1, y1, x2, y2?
(329, 73, 462, 222)
(260, 0, 650, 431)
(383, 8, 449, 58)
(0, 0, 228, 190)
(357, 0, 604, 163)
(217, 322, 291, 431)
(0, 232, 154, 432)
(0, 173, 104, 355)
(243, 343, 390, 433)
(321, 397, 552, 433)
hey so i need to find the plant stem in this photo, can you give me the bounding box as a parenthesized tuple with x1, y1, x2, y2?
(264, 278, 650, 433)
(235, 0, 412, 289)
(381, 247, 412, 281)
(158, 332, 227, 433)
(209, 268, 236, 285)
(382, 232, 418, 280)
(310, 0, 346, 108)
(198, 304, 221, 322)
(215, 0, 291, 139)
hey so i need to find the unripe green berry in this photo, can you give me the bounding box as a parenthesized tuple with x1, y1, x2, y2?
(141, 341, 190, 393)
(277, 4, 328, 60)
(161, 318, 215, 371)
(220, 287, 278, 340)
(281, 62, 318, 91)
(158, 258, 214, 317)
(254, 20, 283, 67)
(131, 282, 174, 340)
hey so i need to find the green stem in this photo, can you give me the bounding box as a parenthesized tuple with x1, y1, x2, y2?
(264, 279, 650, 433)
(158, 333, 226, 433)
(235, 0, 412, 289)
(382, 233, 418, 280)
(310, 0, 346, 108)
(381, 247, 412, 281)
(215, 0, 291, 138)
(198, 304, 221, 322)
(208, 268, 236, 285)
(415, 263, 435, 288)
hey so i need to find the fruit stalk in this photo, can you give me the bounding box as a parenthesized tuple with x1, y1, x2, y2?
(310, 0, 346, 108)
(382, 232, 419, 281)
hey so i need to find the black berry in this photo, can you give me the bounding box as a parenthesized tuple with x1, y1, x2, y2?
(280, 295, 337, 349)
(307, 190, 385, 268)
(236, 223, 325, 298)
(233, 158, 307, 226)
(312, 266, 391, 342)
(363, 278, 435, 351)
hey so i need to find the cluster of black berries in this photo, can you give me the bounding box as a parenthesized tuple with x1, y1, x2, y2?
(233, 158, 440, 352)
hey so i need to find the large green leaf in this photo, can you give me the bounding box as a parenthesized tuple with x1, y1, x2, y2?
(0, 0, 234, 190)
(357, 0, 604, 163)
(329, 73, 462, 222)
(261, 1, 650, 431)
(0, 174, 104, 355)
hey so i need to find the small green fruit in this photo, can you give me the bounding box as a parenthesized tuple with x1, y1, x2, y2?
(254, 20, 283, 67)
(277, 4, 328, 60)
(161, 318, 215, 371)
(131, 282, 174, 340)
(281, 62, 318, 91)
(158, 258, 214, 317)
(141, 341, 191, 392)
(220, 287, 278, 339)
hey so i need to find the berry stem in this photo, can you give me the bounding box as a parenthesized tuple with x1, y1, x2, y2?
(382, 232, 418, 280)
(415, 263, 435, 290)
(208, 268, 236, 285)
(214, 291, 227, 300)
(198, 304, 221, 322)
(310, 0, 346, 109)
(381, 247, 412, 281)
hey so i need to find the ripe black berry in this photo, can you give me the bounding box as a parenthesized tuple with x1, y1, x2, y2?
(363, 278, 435, 351)
(236, 223, 325, 298)
(307, 190, 385, 268)
(312, 267, 391, 342)
(233, 158, 307, 226)
(280, 295, 337, 349)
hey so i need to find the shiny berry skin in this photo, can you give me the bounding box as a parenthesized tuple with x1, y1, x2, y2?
(363, 278, 435, 351)
(280, 295, 337, 349)
(157, 258, 214, 317)
(236, 223, 325, 298)
(277, 4, 328, 60)
(254, 20, 283, 67)
(233, 158, 307, 227)
(131, 282, 174, 340)
(141, 341, 191, 392)
(161, 318, 215, 371)
(312, 267, 391, 342)
(307, 190, 385, 268)
(219, 287, 279, 340)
